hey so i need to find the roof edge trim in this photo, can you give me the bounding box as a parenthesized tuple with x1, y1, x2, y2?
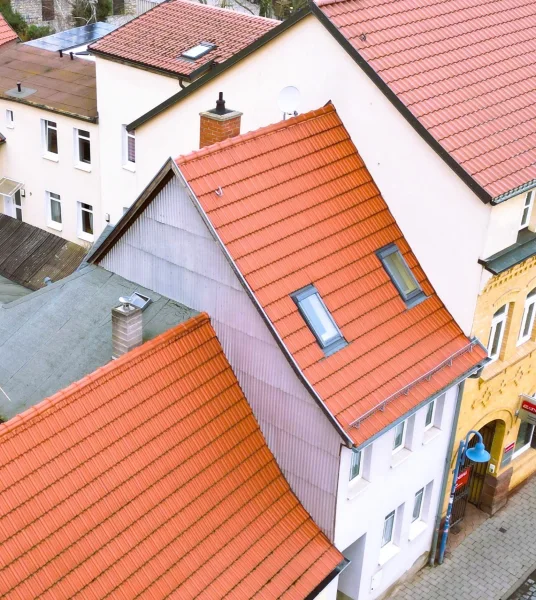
(310, 2, 493, 205)
(492, 179, 536, 205)
(126, 5, 312, 131)
(305, 557, 350, 600)
(170, 161, 354, 446)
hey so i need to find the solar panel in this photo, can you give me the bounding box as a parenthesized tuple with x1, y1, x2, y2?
(26, 22, 117, 52)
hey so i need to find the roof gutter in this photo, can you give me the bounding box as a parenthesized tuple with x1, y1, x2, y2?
(126, 5, 312, 132)
(170, 161, 355, 447)
(309, 1, 493, 205)
(304, 557, 350, 600)
(491, 179, 536, 205)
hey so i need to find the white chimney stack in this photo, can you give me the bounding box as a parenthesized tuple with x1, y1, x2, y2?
(112, 298, 143, 359)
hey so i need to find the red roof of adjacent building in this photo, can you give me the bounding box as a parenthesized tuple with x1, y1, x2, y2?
(176, 105, 487, 445)
(0, 14, 17, 47)
(0, 313, 342, 598)
(90, 0, 277, 78)
(316, 0, 536, 200)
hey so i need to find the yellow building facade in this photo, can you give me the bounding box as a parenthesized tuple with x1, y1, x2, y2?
(449, 251, 536, 517)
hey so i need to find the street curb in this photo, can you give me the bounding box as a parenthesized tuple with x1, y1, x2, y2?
(499, 563, 536, 600)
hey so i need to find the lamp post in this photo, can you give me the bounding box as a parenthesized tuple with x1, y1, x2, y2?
(438, 430, 491, 565)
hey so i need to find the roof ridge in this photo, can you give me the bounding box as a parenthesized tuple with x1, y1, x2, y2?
(0, 312, 209, 441)
(176, 103, 336, 165)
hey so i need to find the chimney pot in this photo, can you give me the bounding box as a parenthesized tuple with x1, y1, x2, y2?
(112, 301, 143, 359)
(199, 92, 242, 149)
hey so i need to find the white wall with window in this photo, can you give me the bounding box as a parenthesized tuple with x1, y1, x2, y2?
(5, 109, 14, 129)
(0, 99, 101, 244)
(334, 387, 457, 600)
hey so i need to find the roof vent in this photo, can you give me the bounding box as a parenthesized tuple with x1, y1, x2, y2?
(181, 42, 215, 60)
(5, 83, 36, 99)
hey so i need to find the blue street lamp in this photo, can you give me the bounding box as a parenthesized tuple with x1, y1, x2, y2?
(438, 430, 491, 565)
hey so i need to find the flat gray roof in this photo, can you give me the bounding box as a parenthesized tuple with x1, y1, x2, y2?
(0, 264, 197, 420)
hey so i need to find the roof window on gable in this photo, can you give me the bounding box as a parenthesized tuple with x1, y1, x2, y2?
(292, 285, 347, 356)
(377, 244, 425, 308)
(181, 42, 216, 60)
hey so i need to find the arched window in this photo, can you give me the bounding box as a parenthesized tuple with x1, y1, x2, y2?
(518, 289, 536, 345)
(488, 305, 508, 361)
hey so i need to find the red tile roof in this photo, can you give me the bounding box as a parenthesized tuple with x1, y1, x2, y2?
(316, 0, 536, 200)
(0, 14, 17, 47)
(90, 0, 277, 78)
(176, 105, 487, 445)
(0, 312, 342, 598)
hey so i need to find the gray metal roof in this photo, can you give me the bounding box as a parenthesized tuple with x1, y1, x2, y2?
(0, 264, 197, 420)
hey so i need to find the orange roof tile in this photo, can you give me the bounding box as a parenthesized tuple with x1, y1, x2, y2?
(90, 0, 277, 79)
(0, 13, 17, 47)
(176, 105, 487, 445)
(0, 313, 341, 598)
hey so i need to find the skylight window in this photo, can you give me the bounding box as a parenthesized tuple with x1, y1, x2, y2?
(181, 42, 215, 60)
(292, 285, 346, 355)
(378, 244, 425, 307)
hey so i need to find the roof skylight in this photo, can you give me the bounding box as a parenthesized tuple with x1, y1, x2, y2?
(377, 243, 425, 307)
(292, 285, 346, 356)
(181, 42, 215, 60)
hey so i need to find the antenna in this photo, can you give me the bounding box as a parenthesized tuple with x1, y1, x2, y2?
(278, 86, 301, 119)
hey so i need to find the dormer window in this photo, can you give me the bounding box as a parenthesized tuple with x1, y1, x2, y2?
(377, 244, 425, 307)
(292, 285, 346, 355)
(520, 190, 534, 230)
(181, 42, 215, 60)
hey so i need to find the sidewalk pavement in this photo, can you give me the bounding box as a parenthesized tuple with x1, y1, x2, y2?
(390, 474, 536, 600)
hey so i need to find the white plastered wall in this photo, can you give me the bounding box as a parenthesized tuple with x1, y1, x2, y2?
(99, 14, 491, 335)
(0, 100, 100, 245)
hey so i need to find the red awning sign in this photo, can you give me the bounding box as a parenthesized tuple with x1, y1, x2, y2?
(455, 467, 470, 491)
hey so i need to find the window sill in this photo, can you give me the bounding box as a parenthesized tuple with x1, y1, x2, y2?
(408, 520, 427, 541)
(47, 221, 62, 232)
(122, 162, 136, 173)
(347, 477, 370, 501)
(378, 543, 400, 566)
(5, 124, 13, 129)
(423, 427, 441, 445)
(391, 447, 412, 468)
(78, 231, 94, 243)
(75, 162, 92, 173)
(43, 152, 59, 163)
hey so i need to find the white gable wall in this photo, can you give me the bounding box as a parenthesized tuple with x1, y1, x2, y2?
(100, 174, 344, 539)
(98, 14, 491, 336)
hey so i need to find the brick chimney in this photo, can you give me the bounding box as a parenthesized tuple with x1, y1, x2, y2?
(200, 92, 242, 148)
(112, 299, 143, 359)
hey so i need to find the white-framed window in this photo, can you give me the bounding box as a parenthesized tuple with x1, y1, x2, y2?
(74, 128, 91, 167)
(292, 284, 346, 355)
(6, 109, 13, 129)
(78, 202, 94, 240)
(520, 191, 534, 230)
(13, 189, 22, 221)
(381, 510, 396, 548)
(392, 420, 407, 454)
(122, 125, 135, 169)
(518, 289, 536, 346)
(412, 488, 424, 523)
(46, 191, 62, 230)
(424, 400, 436, 431)
(42, 119, 58, 157)
(349, 449, 362, 481)
(513, 421, 535, 459)
(488, 305, 508, 362)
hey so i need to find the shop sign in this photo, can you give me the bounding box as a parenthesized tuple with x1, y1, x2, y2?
(501, 441, 515, 468)
(455, 467, 470, 491)
(519, 396, 536, 426)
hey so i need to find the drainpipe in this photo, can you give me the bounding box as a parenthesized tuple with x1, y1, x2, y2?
(428, 380, 466, 567)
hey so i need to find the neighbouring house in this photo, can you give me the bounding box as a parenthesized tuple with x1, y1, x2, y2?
(0, 311, 345, 599)
(101, 0, 536, 522)
(0, 14, 18, 48)
(0, 42, 100, 244)
(0, 213, 86, 303)
(0, 262, 197, 419)
(88, 0, 279, 225)
(89, 105, 488, 599)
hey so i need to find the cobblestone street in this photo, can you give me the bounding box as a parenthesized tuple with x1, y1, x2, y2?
(390, 475, 536, 600)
